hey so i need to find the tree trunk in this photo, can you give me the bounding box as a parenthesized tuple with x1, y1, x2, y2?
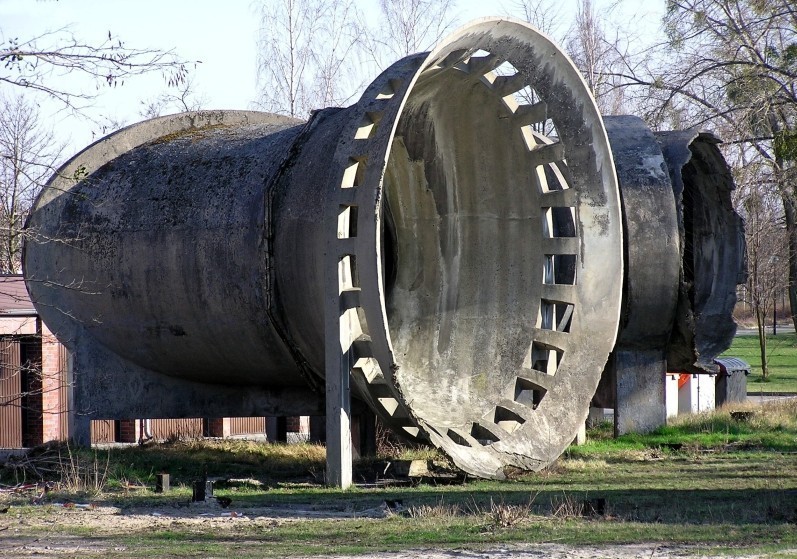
(783, 199, 796, 332)
(755, 303, 769, 380)
(773, 147, 797, 333)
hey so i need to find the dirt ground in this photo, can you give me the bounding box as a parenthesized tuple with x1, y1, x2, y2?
(1, 502, 791, 559)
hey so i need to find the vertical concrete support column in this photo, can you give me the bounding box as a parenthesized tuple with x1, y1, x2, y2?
(324, 274, 353, 488)
(71, 414, 92, 447)
(63, 345, 92, 446)
(324, 358, 352, 488)
(614, 350, 667, 436)
(587, 407, 605, 427)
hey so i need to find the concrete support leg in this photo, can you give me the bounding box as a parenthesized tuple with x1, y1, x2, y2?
(614, 350, 667, 436)
(587, 407, 605, 427)
(325, 353, 352, 488)
(324, 242, 353, 487)
(71, 414, 91, 447)
(266, 417, 288, 443)
(65, 350, 91, 446)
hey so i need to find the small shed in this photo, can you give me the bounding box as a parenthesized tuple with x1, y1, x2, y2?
(714, 357, 750, 407)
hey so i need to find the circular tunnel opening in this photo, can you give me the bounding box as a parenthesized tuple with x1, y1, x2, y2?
(381, 54, 560, 427)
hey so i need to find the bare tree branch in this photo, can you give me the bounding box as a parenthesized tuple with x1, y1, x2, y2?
(1, 27, 193, 113)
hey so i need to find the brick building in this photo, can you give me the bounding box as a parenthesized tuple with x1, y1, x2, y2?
(0, 275, 67, 447)
(0, 275, 309, 448)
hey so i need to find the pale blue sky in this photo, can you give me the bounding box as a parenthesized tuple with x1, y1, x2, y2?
(1, 0, 665, 155)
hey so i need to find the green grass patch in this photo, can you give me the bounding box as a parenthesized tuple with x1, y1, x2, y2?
(570, 398, 797, 457)
(3, 402, 797, 556)
(27, 521, 786, 558)
(725, 332, 797, 392)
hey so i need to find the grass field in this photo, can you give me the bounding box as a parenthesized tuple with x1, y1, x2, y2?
(724, 332, 797, 392)
(2, 401, 797, 557)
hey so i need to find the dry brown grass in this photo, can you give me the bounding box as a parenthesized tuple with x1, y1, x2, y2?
(668, 398, 797, 432)
(406, 500, 462, 519)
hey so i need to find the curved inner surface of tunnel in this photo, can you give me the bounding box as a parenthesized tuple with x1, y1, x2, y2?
(382, 65, 550, 427)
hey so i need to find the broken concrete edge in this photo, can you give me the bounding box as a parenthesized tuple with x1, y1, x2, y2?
(655, 129, 745, 374)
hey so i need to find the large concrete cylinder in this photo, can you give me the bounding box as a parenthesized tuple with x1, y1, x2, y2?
(24, 19, 624, 478)
(593, 117, 745, 435)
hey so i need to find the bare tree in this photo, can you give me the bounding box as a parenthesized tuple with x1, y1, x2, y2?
(0, 94, 64, 273)
(140, 74, 208, 119)
(508, 0, 567, 40)
(563, 0, 628, 115)
(1, 27, 190, 113)
(255, 0, 360, 118)
(0, 23, 193, 447)
(312, 0, 363, 110)
(357, 0, 460, 73)
(612, 0, 797, 330)
(377, 0, 459, 58)
(736, 163, 789, 380)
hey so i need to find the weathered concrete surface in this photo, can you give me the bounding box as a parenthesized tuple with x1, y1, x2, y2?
(25, 111, 306, 386)
(593, 119, 744, 434)
(612, 349, 667, 435)
(604, 116, 680, 350)
(597, 116, 679, 434)
(656, 131, 746, 374)
(24, 19, 625, 479)
(25, 111, 332, 441)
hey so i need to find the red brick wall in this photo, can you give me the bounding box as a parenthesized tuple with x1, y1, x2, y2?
(40, 322, 64, 443)
(286, 416, 301, 432)
(118, 419, 139, 443)
(285, 416, 309, 434)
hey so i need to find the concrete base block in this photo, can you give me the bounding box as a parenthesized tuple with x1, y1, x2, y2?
(613, 350, 667, 436)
